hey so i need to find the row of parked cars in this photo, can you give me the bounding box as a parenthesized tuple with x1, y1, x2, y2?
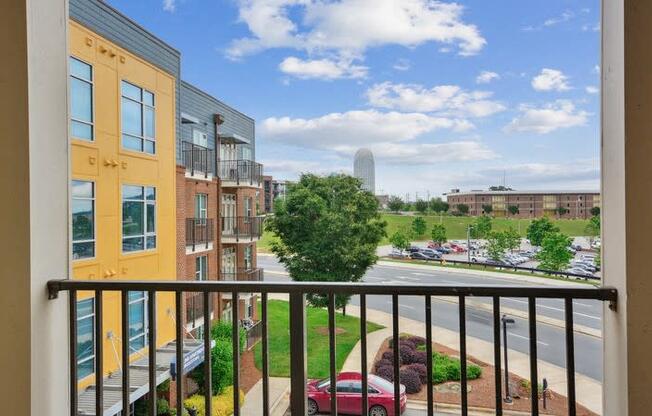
(565, 254, 599, 277)
(389, 242, 470, 261)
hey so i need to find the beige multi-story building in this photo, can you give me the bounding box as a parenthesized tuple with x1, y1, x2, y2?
(446, 190, 600, 219)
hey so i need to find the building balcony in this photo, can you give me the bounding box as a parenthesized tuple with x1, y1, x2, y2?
(182, 141, 215, 180)
(186, 218, 214, 253)
(221, 268, 264, 282)
(221, 215, 264, 243)
(218, 159, 263, 188)
(184, 292, 210, 331)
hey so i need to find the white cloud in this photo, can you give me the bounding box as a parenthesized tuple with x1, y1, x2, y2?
(364, 141, 498, 165)
(226, 0, 486, 60)
(593, 65, 600, 74)
(279, 56, 367, 80)
(543, 10, 574, 27)
(260, 109, 474, 150)
(504, 100, 589, 134)
(163, 0, 176, 12)
(582, 22, 600, 32)
(478, 160, 599, 186)
(262, 159, 350, 176)
(585, 86, 599, 94)
(393, 59, 411, 71)
(476, 71, 500, 84)
(365, 82, 506, 118)
(531, 68, 571, 92)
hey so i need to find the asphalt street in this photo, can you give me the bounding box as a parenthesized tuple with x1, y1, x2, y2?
(257, 255, 604, 381)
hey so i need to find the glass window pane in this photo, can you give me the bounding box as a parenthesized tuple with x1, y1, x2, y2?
(123, 236, 144, 252)
(129, 291, 145, 302)
(121, 98, 142, 136)
(72, 180, 93, 198)
(145, 187, 156, 201)
(123, 201, 144, 236)
(129, 302, 144, 338)
(77, 298, 94, 318)
(143, 91, 154, 106)
(146, 235, 156, 249)
(144, 107, 155, 138)
(71, 78, 92, 122)
(73, 241, 95, 260)
(146, 203, 155, 233)
(71, 121, 93, 140)
(121, 81, 141, 101)
(123, 134, 142, 152)
(123, 185, 144, 200)
(144, 140, 155, 154)
(70, 58, 92, 80)
(77, 358, 94, 380)
(72, 200, 94, 240)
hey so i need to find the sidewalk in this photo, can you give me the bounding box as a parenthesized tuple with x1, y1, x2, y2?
(241, 377, 291, 416)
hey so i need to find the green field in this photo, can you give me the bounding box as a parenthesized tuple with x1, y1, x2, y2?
(257, 213, 590, 251)
(253, 300, 384, 378)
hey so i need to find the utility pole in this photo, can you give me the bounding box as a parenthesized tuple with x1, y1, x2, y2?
(502, 315, 515, 403)
(467, 225, 472, 262)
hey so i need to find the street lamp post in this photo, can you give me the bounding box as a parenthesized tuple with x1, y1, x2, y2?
(502, 314, 515, 403)
(467, 225, 474, 262)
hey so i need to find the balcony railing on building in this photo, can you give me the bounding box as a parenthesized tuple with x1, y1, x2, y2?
(221, 216, 263, 242)
(185, 292, 205, 329)
(218, 159, 263, 187)
(221, 268, 264, 282)
(182, 141, 215, 179)
(186, 218, 214, 250)
(243, 318, 262, 350)
(48, 279, 617, 416)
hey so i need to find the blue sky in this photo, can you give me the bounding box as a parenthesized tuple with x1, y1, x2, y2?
(108, 0, 601, 198)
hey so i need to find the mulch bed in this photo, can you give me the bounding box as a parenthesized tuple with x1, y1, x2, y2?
(372, 338, 597, 416)
(240, 349, 262, 393)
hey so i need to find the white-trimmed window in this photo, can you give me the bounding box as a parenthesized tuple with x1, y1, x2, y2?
(76, 298, 95, 379)
(122, 185, 156, 252)
(196, 256, 208, 281)
(128, 291, 147, 351)
(195, 193, 207, 219)
(193, 128, 208, 148)
(244, 245, 253, 270)
(121, 81, 156, 154)
(72, 180, 95, 260)
(69, 57, 94, 141)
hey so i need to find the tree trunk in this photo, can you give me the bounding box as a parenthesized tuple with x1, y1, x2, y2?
(342, 304, 347, 316)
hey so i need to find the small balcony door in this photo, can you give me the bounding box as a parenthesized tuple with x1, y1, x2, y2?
(192, 128, 208, 148)
(222, 194, 236, 234)
(195, 193, 207, 223)
(222, 247, 236, 277)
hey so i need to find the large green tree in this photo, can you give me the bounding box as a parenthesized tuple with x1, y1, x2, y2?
(411, 216, 427, 238)
(415, 199, 429, 214)
(266, 174, 386, 310)
(456, 204, 469, 215)
(471, 215, 493, 239)
(526, 217, 559, 246)
(504, 227, 521, 252)
(508, 205, 519, 216)
(584, 215, 601, 246)
(389, 230, 411, 252)
(537, 232, 573, 271)
(430, 198, 449, 213)
(486, 231, 507, 262)
(387, 196, 404, 213)
(431, 224, 447, 245)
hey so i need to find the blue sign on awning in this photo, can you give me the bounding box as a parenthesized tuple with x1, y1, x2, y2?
(170, 340, 216, 380)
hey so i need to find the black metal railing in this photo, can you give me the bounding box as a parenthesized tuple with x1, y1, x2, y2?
(221, 216, 263, 241)
(221, 268, 264, 282)
(244, 319, 263, 350)
(47, 280, 617, 416)
(186, 218, 214, 249)
(218, 159, 263, 186)
(182, 141, 215, 178)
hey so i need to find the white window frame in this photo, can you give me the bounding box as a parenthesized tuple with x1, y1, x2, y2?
(121, 80, 156, 154)
(244, 245, 253, 270)
(76, 298, 95, 380)
(128, 291, 148, 352)
(195, 193, 208, 219)
(122, 185, 156, 253)
(69, 56, 94, 141)
(72, 180, 95, 261)
(193, 128, 208, 148)
(196, 255, 208, 281)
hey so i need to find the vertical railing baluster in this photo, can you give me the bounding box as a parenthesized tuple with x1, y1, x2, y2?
(232, 292, 240, 416)
(121, 290, 130, 416)
(529, 297, 539, 416)
(289, 292, 307, 415)
(95, 290, 103, 416)
(204, 291, 212, 416)
(492, 296, 503, 416)
(360, 294, 368, 416)
(148, 291, 157, 416)
(425, 295, 434, 416)
(69, 290, 78, 416)
(262, 293, 270, 416)
(565, 298, 576, 416)
(392, 294, 400, 416)
(459, 296, 468, 416)
(328, 294, 337, 416)
(176, 291, 184, 416)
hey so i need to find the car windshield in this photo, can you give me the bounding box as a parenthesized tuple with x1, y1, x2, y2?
(316, 379, 330, 389)
(370, 375, 394, 392)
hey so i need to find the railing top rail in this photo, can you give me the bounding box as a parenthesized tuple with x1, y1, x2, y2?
(48, 279, 617, 301)
(182, 140, 212, 151)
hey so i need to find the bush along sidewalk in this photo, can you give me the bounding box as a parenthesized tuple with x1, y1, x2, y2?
(183, 386, 244, 416)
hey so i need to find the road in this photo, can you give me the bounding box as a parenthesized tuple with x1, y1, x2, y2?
(257, 255, 604, 381)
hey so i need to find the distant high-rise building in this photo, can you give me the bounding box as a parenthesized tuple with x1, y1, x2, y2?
(354, 148, 375, 193)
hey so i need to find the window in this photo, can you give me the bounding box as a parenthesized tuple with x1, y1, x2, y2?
(247, 297, 254, 318)
(121, 81, 155, 154)
(72, 180, 95, 260)
(193, 128, 208, 148)
(128, 292, 147, 351)
(122, 185, 156, 252)
(69, 57, 94, 141)
(245, 197, 252, 217)
(244, 245, 253, 270)
(242, 146, 252, 161)
(196, 256, 208, 281)
(195, 194, 207, 219)
(77, 298, 95, 379)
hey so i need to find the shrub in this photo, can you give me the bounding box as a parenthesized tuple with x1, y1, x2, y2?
(432, 352, 482, 384)
(211, 321, 246, 353)
(399, 339, 417, 351)
(381, 351, 400, 365)
(374, 358, 392, 372)
(467, 364, 482, 380)
(399, 346, 416, 365)
(399, 368, 422, 394)
(192, 339, 234, 395)
(405, 363, 428, 384)
(184, 387, 244, 416)
(376, 365, 394, 382)
(412, 351, 427, 365)
(406, 336, 426, 347)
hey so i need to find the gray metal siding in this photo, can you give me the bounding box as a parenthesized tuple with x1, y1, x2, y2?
(69, 0, 182, 144)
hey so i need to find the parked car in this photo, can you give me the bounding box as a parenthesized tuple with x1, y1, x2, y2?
(571, 243, 583, 251)
(410, 252, 438, 261)
(406, 246, 421, 254)
(566, 267, 594, 278)
(449, 243, 467, 253)
(307, 372, 407, 416)
(420, 249, 442, 259)
(388, 250, 409, 259)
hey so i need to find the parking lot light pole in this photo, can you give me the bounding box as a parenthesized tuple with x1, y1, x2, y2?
(467, 225, 474, 263)
(502, 314, 515, 403)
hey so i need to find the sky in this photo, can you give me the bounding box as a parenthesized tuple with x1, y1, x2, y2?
(107, 0, 601, 199)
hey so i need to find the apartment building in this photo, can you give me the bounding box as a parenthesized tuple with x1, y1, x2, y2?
(260, 175, 274, 213)
(446, 190, 600, 219)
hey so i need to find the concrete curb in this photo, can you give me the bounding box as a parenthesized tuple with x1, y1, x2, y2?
(406, 399, 534, 415)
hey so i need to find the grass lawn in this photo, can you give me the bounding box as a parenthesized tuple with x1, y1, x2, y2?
(254, 300, 384, 378)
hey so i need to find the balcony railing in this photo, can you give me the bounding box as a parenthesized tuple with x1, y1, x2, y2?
(243, 319, 263, 350)
(218, 159, 263, 186)
(47, 279, 616, 416)
(182, 141, 215, 178)
(221, 268, 264, 282)
(186, 218, 214, 250)
(221, 216, 264, 242)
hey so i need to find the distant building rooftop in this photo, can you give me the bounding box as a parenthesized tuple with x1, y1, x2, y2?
(447, 190, 600, 196)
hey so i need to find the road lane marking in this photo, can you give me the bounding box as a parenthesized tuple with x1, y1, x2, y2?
(508, 333, 549, 346)
(503, 298, 601, 320)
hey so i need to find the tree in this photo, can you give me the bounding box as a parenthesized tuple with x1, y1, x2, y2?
(415, 199, 429, 214)
(489, 185, 513, 191)
(431, 224, 447, 246)
(430, 198, 449, 213)
(482, 204, 493, 215)
(526, 217, 559, 246)
(590, 206, 600, 217)
(508, 205, 519, 216)
(504, 227, 521, 252)
(471, 215, 492, 239)
(556, 207, 569, 217)
(584, 215, 601, 246)
(266, 174, 386, 310)
(389, 230, 411, 252)
(486, 231, 507, 262)
(537, 232, 573, 271)
(388, 196, 404, 213)
(411, 216, 427, 238)
(456, 204, 469, 215)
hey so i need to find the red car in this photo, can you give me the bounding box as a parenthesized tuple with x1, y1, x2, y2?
(307, 372, 407, 416)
